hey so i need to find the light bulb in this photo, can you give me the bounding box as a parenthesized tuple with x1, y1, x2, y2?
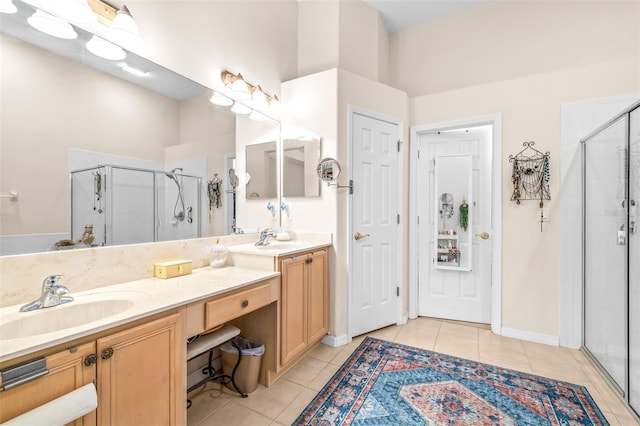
(86, 35, 126, 60)
(27, 9, 77, 39)
(209, 91, 233, 107)
(230, 75, 250, 100)
(0, 0, 17, 14)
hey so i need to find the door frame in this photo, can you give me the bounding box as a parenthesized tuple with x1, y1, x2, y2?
(409, 114, 502, 334)
(347, 105, 405, 339)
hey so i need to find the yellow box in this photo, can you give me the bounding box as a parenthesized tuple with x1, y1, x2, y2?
(154, 260, 192, 279)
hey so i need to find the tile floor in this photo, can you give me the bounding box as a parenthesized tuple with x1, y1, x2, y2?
(187, 318, 640, 425)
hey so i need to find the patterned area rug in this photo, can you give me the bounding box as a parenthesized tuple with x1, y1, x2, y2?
(294, 337, 609, 425)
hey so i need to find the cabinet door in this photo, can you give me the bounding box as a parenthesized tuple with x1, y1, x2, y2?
(281, 256, 308, 365)
(0, 342, 97, 425)
(97, 313, 184, 426)
(307, 250, 329, 344)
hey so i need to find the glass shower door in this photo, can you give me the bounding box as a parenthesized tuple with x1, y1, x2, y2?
(584, 115, 628, 394)
(629, 107, 639, 413)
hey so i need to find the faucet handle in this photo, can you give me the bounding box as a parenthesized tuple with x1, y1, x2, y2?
(42, 274, 63, 289)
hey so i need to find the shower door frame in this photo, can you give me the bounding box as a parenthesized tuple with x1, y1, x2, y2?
(70, 164, 203, 246)
(581, 100, 640, 415)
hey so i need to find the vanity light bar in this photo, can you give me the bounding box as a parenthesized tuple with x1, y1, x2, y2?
(220, 70, 280, 112)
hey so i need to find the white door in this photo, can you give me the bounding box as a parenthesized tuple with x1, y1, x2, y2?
(417, 125, 493, 323)
(350, 111, 401, 337)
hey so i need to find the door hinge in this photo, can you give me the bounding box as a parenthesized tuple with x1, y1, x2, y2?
(417, 216, 420, 224)
(397, 140, 402, 152)
(396, 286, 400, 297)
(397, 214, 400, 225)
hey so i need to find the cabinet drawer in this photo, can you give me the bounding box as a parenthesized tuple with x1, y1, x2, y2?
(205, 283, 272, 330)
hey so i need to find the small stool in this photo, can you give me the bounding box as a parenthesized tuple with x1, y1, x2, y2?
(186, 324, 246, 408)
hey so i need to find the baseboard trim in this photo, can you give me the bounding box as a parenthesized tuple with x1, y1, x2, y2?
(321, 334, 351, 348)
(501, 327, 560, 346)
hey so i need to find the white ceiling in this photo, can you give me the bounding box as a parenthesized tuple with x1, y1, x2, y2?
(363, 0, 487, 33)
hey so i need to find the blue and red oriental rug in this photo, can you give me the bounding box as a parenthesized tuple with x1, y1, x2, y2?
(294, 337, 608, 425)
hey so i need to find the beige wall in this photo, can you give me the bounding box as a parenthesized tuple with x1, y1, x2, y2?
(411, 57, 639, 336)
(398, 0, 640, 337)
(297, 0, 389, 82)
(127, 0, 299, 101)
(390, 0, 640, 96)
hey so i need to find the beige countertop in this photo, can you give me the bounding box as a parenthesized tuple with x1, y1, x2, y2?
(0, 266, 279, 364)
(227, 240, 332, 257)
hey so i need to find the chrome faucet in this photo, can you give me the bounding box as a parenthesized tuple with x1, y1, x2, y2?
(20, 275, 74, 312)
(255, 228, 277, 246)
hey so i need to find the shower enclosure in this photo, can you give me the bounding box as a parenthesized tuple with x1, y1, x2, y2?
(582, 100, 639, 415)
(70, 165, 202, 247)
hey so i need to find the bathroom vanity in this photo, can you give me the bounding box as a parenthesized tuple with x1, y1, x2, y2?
(0, 240, 331, 425)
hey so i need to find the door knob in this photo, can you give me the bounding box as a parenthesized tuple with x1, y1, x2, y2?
(475, 232, 490, 240)
(354, 232, 370, 241)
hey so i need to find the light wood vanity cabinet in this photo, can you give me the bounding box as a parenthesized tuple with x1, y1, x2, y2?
(280, 249, 328, 366)
(0, 342, 97, 425)
(0, 313, 184, 426)
(96, 313, 183, 426)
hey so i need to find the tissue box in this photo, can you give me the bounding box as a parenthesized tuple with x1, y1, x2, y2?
(154, 260, 192, 279)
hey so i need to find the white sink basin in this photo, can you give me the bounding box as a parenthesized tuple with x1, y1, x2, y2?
(0, 298, 135, 339)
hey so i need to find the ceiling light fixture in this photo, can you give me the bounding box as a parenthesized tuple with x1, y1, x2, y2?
(27, 9, 78, 39)
(0, 0, 17, 14)
(86, 35, 126, 60)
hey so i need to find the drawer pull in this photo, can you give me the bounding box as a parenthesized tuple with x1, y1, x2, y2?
(84, 354, 98, 366)
(241, 300, 249, 308)
(101, 347, 114, 360)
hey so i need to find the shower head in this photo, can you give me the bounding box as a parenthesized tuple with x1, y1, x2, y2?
(165, 168, 183, 184)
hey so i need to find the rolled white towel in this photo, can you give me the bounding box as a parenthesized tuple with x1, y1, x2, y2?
(1, 383, 97, 426)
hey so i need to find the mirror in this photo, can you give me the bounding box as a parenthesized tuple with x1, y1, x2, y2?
(0, 0, 280, 255)
(316, 158, 342, 182)
(245, 142, 277, 199)
(434, 154, 472, 271)
(282, 136, 321, 198)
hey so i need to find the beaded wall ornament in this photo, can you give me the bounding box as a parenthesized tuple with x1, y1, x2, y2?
(509, 141, 551, 231)
(207, 174, 223, 223)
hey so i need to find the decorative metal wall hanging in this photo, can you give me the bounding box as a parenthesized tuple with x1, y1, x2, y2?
(207, 174, 223, 223)
(509, 141, 551, 231)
